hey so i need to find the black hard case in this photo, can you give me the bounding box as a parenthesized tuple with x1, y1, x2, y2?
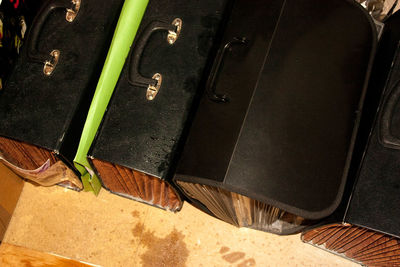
(89, 0, 229, 188)
(174, 0, 376, 221)
(0, 0, 123, 166)
(308, 11, 400, 238)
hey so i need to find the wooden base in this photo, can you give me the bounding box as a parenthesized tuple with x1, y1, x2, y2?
(0, 136, 81, 189)
(302, 224, 400, 266)
(91, 158, 182, 211)
(0, 136, 57, 169)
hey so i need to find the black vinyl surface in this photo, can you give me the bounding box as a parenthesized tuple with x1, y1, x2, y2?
(0, 0, 123, 162)
(175, 0, 376, 220)
(346, 12, 400, 238)
(90, 0, 229, 179)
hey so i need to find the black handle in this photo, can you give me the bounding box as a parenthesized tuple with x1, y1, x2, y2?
(128, 18, 182, 100)
(206, 37, 248, 103)
(379, 79, 400, 149)
(26, 0, 80, 75)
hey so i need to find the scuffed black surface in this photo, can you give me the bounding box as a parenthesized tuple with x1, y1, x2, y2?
(175, 0, 375, 220)
(0, 0, 123, 162)
(346, 12, 400, 238)
(90, 0, 229, 179)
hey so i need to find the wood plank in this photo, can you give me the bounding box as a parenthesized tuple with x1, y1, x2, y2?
(0, 243, 96, 266)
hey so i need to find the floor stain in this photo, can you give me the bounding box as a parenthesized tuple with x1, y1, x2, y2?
(219, 246, 230, 254)
(220, 247, 256, 266)
(222, 252, 246, 263)
(133, 223, 189, 267)
(131, 210, 141, 217)
(237, 258, 256, 267)
(132, 223, 145, 236)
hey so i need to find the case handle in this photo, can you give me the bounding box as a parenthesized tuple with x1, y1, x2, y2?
(379, 80, 400, 149)
(206, 37, 248, 103)
(128, 18, 182, 101)
(27, 0, 81, 76)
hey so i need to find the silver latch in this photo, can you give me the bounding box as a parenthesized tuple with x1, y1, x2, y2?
(43, 50, 60, 76)
(167, 18, 182, 45)
(66, 0, 81, 22)
(146, 73, 162, 101)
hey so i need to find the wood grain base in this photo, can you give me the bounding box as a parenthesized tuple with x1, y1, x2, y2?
(0, 136, 57, 169)
(0, 136, 80, 189)
(91, 158, 182, 212)
(302, 224, 400, 266)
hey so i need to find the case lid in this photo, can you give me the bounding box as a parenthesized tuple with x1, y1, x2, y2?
(175, 0, 376, 220)
(89, 0, 229, 179)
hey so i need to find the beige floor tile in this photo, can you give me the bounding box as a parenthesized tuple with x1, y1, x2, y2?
(4, 182, 358, 267)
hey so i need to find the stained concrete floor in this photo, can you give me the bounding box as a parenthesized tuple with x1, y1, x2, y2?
(3, 182, 357, 266)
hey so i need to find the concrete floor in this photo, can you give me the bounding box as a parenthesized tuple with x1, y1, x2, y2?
(3, 182, 357, 266)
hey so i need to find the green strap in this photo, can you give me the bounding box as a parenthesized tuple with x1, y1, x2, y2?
(74, 0, 149, 194)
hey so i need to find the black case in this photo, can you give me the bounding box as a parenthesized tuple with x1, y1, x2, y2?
(346, 42, 400, 237)
(308, 10, 400, 238)
(301, 12, 400, 264)
(89, 0, 230, 210)
(0, 0, 123, 168)
(174, 0, 376, 222)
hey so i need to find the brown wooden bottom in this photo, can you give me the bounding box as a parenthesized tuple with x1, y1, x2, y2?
(91, 158, 182, 212)
(302, 224, 400, 266)
(0, 136, 80, 189)
(0, 136, 57, 169)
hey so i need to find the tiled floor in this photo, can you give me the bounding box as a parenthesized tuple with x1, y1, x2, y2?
(3, 182, 357, 266)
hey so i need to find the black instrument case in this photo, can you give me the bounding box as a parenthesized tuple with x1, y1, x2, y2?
(173, 0, 376, 234)
(89, 0, 230, 211)
(0, 0, 124, 188)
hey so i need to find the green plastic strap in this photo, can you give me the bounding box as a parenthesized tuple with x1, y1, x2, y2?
(74, 0, 149, 194)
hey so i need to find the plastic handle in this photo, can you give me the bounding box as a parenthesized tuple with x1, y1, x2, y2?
(128, 20, 178, 88)
(27, 0, 78, 66)
(206, 37, 248, 103)
(379, 80, 400, 149)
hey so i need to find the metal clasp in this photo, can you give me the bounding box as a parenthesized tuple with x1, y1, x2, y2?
(43, 50, 60, 76)
(66, 0, 81, 22)
(167, 18, 182, 45)
(146, 73, 162, 100)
